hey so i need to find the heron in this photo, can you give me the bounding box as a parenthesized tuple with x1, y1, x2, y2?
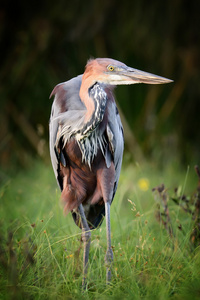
(49, 58, 172, 287)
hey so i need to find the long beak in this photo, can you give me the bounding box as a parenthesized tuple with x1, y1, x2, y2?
(122, 67, 173, 84)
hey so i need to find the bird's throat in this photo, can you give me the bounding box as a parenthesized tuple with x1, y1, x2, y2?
(79, 83, 107, 139)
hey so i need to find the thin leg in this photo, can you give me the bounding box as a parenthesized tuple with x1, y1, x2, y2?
(104, 201, 113, 283)
(78, 204, 91, 289)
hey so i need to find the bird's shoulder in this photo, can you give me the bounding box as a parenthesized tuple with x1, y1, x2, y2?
(50, 75, 85, 115)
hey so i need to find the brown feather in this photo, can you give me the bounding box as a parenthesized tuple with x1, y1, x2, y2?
(60, 135, 115, 224)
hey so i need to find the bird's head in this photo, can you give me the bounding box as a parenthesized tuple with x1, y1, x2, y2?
(83, 58, 173, 86)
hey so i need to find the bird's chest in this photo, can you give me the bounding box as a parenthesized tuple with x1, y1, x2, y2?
(77, 127, 107, 169)
(66, 132, 105, 171)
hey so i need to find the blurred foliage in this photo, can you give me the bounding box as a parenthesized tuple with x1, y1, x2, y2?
(0, 0, 200, 170)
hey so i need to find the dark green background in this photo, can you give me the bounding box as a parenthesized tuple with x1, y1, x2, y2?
(1, 0, 200, 170)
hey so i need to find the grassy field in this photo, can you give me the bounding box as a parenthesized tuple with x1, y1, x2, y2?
(0, 160, 200, 299)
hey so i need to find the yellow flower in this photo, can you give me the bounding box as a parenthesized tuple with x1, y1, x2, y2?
(138, 178, 150, 191)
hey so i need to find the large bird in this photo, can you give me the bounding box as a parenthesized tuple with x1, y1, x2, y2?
(49, 58, 172, 287)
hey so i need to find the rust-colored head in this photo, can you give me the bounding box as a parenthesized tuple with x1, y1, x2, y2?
(82, 58, 173, 86)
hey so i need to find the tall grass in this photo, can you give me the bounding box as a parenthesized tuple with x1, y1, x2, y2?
(0, 160, 200, 299)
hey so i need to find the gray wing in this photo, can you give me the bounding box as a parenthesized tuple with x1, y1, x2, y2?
(49, 75, 84, 189)
(81, 101, 124, 228)
(106, 100, 124, 200)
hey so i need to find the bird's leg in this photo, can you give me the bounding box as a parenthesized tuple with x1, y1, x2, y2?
(104, 201, 113, 284)
(78, 204, 91, 289)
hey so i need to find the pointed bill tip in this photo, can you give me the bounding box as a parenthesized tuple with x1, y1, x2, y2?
(144, 76, 174, 85)
(124, 67, 173, 85)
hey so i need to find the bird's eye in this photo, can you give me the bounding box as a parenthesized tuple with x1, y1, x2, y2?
(107, 65, 115, 72)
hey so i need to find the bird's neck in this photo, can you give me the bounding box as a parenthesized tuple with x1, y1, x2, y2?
(79, 79, 95, 123)
(79, 80, 107, 138)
